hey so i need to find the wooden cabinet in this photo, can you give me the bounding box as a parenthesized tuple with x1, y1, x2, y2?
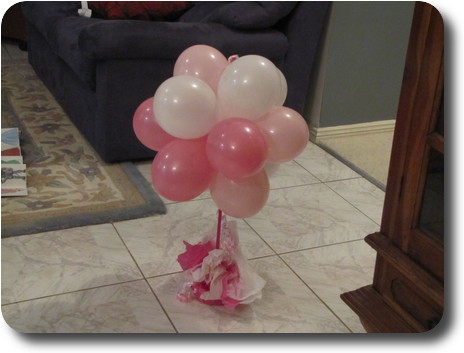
(340, 2, 444, 333)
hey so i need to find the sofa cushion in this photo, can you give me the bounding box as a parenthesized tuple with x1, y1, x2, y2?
(79, 20, 288, 63)
(179, 1, 297, 29)
(88, 1, 191, 21)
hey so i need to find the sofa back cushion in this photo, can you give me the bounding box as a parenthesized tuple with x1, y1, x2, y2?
(179, 1, 297, 29)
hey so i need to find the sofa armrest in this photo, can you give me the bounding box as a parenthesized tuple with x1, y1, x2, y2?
(79, 20, 288, 61)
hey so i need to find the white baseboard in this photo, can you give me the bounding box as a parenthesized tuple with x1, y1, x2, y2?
(310, 119, 396, 142)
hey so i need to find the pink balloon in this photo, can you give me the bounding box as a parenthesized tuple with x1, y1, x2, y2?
(256, 106, 310, 163)
(151, 138, 215, 202)
(174, 44, 228, 92)
(210, 170, 270, 219)
(206, 118, 268, 180)
(133, 97, 176, 151)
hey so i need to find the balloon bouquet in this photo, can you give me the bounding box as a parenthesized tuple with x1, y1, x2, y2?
(133, 45, 309, 310)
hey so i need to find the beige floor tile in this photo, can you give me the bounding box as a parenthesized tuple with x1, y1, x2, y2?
(326, 178, 385, 224)
(245, 183, 379, 253)
(281, 240, 376, 333)
(265, 160, 320, 189)
(1, 223, 142, 304)
(2, 280, 175, 333)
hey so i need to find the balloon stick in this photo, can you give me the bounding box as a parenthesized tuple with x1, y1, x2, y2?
(216, 209, 223, 249)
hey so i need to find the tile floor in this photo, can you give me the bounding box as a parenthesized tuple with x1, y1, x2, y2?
(2, 143, 384, 333)
(1, 39, 385, 333)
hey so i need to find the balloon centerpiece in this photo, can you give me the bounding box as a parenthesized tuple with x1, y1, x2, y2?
(133, 45, 309, 309)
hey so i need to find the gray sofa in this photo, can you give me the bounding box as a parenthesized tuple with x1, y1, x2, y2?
(22, 1, 330, 162)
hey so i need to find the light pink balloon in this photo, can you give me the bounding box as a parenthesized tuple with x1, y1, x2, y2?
(256, 106, 310, 163)
(151, 138, 215, 202)
(206, 118, 268, 180)
(174, 44, 228, 92)
(133, 97, 176, 151)
(210, 170, 270, 219)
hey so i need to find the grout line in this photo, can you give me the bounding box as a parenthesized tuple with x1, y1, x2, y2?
(322, 176, 364, 183)
(1, 278, 144, 307)
(292, 159, 325, 183)
(292, 159, 364, 185)
(269, 181, 321, 191)
(111, 223, 146, 278)
(277, 253, 354, 333)
(275, 238, 367, 257)
(243, 198, 373, 334)
(144, 278, 179, 333)
(268, 175, 363, 192)
(144, 271, 183, 281)
(111, 223, 179, 333)
(323, 183, 383, 227)
(243, 217, 355, 332)
(141, 252, 279, 283)
(242, 218, 278, 257)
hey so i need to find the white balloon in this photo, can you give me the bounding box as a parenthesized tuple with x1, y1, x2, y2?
(153, 75, 217, 139)
(217, 55, 282, 121)
(277, 68, 288, 106)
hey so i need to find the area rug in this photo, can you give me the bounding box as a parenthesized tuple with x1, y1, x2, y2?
(1, 61, 166, 237)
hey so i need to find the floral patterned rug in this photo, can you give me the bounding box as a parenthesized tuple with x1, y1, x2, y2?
(1, 62, 166, 237)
